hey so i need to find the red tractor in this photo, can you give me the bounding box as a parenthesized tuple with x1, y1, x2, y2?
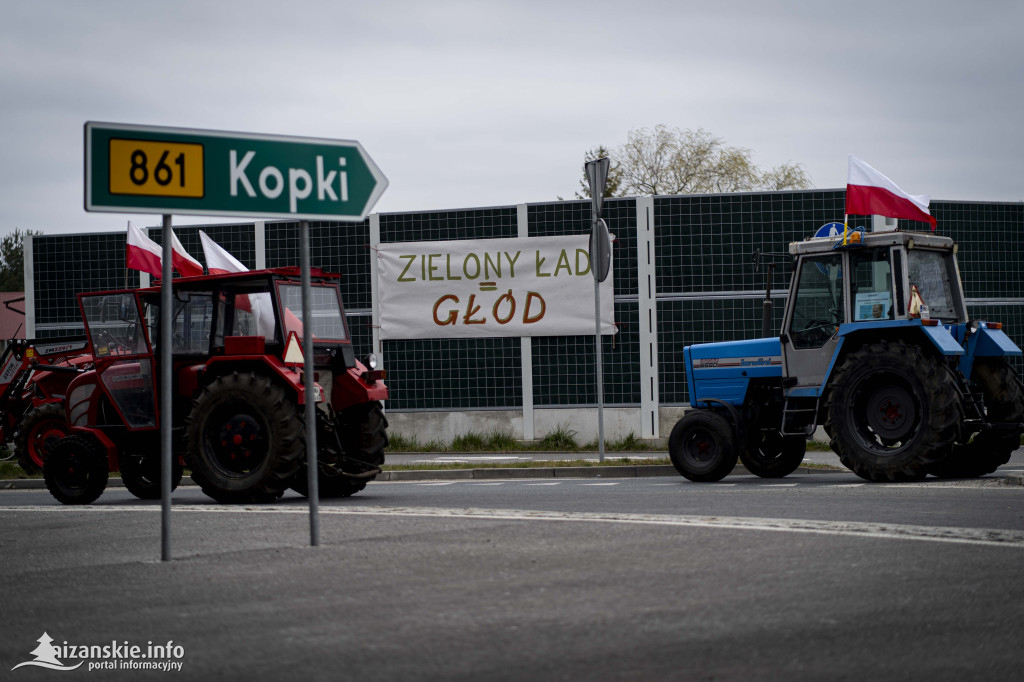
(43, 267, 388, 504)
(0, 337, 92, 473)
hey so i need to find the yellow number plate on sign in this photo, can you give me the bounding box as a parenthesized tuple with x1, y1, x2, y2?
(108, 139, 205, 198)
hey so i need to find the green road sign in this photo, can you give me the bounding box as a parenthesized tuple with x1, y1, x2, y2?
(85, 122, 388, 221)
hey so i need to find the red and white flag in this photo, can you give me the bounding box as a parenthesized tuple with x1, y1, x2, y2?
(171, 231, 204, 277)
(846, 155, 936, 229)
(199, 230, 248, 274)
(127, 222, 205, 277)
(198, 231, 279, 338)
(126, 221, 163, 277)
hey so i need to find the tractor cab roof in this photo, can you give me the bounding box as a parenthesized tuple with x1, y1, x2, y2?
(789, 230, 956, 256)
(136, 267, 341, 295)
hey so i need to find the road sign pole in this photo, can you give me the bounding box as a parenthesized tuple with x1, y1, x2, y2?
(160, 215, 173, 562)
(300, 220, 320, 547)
(585, 158, 612, 463)
(594, 276, 605, 463)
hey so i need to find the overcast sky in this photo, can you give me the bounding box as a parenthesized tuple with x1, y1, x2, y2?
(2, 0, 1021, 236)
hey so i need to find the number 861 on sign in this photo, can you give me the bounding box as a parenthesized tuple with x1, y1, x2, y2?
(108, 138, 205, 198)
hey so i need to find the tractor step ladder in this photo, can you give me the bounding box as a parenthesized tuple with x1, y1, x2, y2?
(780, 395, 820, 437)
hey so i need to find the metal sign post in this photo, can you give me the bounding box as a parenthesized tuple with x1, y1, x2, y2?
(300, 220, 320, 546)
(160, 215, 173, 561)
(585, 158, 612, 462)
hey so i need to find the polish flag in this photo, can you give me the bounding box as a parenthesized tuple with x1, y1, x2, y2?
(199, 231, 281, 338)
(171, 231, 204, 277)
(199, 230, 247, 274)
(126, 221, 163, 277)
(846, 155, 936, 229)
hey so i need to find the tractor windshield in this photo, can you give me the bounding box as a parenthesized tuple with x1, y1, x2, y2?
(142, 291, 215, 355)
(277, 283, 348, 342)
(81, 294, 148, 357)
(907, 249, 961, 321)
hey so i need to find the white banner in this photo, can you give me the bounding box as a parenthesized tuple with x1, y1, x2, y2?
(377, 235, 615, 339)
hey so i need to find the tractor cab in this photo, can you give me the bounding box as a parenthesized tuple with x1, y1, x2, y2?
(781, 231, 967, 394)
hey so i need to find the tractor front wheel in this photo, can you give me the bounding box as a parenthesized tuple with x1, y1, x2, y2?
(668, 410, 738, 482)
(824, 341, 962, 482)
(16, 403, 69, 474)
(186, 373, 304, 504)
(119, 452, 183, 500)
(292, 402, 388, 498)
(740, 429, 806, 478)
(44, 435, 108, 505)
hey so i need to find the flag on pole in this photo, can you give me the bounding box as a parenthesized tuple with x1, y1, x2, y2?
(846, 155, 936, 229)
(198, 231, 279, 338)
(171, 231, 204, 277)
(199, 230, 247, 273)
(126, 221, 163, 277)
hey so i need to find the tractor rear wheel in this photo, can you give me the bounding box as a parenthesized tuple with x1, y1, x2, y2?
(668, 410, 738, 482)
(186, 372, 304, 504)
(741, 429, 806, 478)
(44, 434, 108, 505)
(824, 341, 962, 482)
(15, 403, 68, 474)
(119, 452, 183, 499)
(928, 358, 1024, 478)
(291, 402, 388, 498)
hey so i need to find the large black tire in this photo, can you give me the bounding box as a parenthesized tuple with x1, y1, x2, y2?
(44, 434, 108, 505)
(824, 340, 962, 482)
(119, 452, 184, 500)
(186, 372, 304, 504)
(928, 358, 1024, 478)
(292, 402, 388, 498)
(740, 429, 806, 478)
(15, 403, 69, 474)
(668, 410, 738, 482)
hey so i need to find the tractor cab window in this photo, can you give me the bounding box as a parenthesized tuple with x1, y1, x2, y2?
(142, 291, 214, 355)
(789, 254, 843, 349)
(81, 294, 147, 357)
(907, 249, 960, 321)
(213, 285, 278, 345)
(277, 283, 348, 341)
(850, 249, 894, 321)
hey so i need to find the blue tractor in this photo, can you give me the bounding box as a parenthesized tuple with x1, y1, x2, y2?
(671, 229, 1024, 482)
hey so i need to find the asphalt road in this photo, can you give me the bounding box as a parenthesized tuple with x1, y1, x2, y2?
(3, 468, 1023, 681)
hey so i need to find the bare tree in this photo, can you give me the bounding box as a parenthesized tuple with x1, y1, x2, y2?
(577, 125, 811, 198)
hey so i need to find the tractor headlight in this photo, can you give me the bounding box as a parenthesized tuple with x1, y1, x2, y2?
(364, 353, 378, 370)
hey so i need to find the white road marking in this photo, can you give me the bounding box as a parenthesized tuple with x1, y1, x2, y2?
(580, 483, 620, 486)
(3, 505, 1024, 548)
(524, 482, 562, 486)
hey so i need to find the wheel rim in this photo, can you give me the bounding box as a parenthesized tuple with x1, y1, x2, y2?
(56, 449, 92, 491)
(29, 420, 68, 468)
(682, 428, 718, 471)
(848, 374, 919, 455)
(205, 408, 269, 477)
(751, 430, 783, 463)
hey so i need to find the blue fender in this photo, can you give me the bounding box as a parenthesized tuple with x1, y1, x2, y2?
(958, 324, 1022, 379)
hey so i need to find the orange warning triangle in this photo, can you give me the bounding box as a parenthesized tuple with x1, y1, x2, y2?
(283, 331, 305, 365)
